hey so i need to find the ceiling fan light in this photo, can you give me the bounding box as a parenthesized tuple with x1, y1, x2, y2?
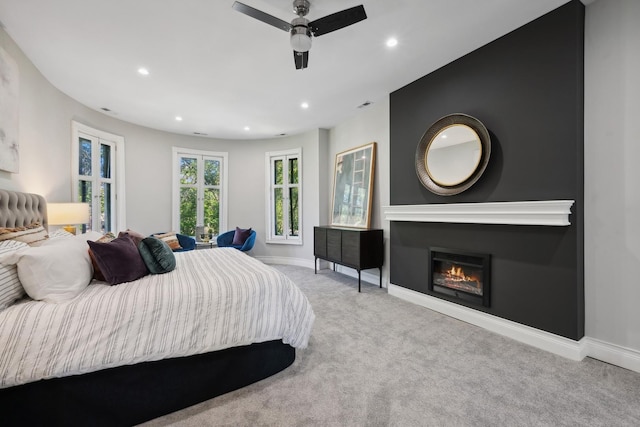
(291, 33, 312, 52)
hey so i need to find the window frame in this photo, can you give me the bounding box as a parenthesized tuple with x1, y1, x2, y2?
(172, 147, 228, 237)
(71, 121, 126, 232)
(265, 148, 302, 245)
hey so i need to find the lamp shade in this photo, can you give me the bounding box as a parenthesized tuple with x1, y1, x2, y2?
(48, 203, 90, 226)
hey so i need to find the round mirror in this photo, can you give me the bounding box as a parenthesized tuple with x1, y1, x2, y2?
(416, 113, 490, 196)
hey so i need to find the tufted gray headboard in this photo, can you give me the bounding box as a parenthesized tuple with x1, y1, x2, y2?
(0, 189, 48, 230)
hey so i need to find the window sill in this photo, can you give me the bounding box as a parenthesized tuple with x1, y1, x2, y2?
(266, 239, 303, 246)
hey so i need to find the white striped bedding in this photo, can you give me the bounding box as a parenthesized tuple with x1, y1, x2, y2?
(0, 247, 314, 389)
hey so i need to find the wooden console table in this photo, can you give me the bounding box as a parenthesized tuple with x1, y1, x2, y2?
(313, 226, 383, 292)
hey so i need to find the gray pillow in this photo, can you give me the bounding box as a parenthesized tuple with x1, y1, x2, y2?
(138, 237, 176, 274)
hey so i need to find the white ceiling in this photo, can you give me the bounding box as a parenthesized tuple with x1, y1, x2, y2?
(0, 0, 571, 140)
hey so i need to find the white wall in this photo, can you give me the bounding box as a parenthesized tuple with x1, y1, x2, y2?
(584, 0, 640, 354)
(328, 100, 391, 286)
(0, 27, 321, 263)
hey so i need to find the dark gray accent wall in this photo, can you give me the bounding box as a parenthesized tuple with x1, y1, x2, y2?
(389, 1, 584, 340)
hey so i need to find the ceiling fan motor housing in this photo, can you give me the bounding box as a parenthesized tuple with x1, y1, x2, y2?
(293, 0, 310, 16)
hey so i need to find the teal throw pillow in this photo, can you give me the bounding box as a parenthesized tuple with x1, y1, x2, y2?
(138, 236, 176, 274)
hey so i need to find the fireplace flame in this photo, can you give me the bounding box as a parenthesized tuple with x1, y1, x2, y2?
(446, 265, 479, 284)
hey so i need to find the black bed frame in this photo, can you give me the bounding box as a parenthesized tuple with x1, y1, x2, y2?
(1, 340, 295, 426)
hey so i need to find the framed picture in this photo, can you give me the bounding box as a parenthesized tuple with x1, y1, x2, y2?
(330, 142, 376, 228)
(0, 47, 20, 173)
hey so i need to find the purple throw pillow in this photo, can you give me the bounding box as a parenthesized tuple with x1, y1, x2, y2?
(87, 234, 149, 285)
(117, 229, 146, 247)
(232, 227, 252, 245)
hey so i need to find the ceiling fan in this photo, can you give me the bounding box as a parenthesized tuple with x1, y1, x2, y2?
(232, 0, 367, 70)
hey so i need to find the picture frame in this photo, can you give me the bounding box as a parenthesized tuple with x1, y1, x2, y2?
(330, 142, 376, 228)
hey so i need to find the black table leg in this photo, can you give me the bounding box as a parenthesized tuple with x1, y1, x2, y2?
(358, 270, 361, 292)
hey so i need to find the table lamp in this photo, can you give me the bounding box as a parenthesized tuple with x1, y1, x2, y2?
(47, 203, 90, 235)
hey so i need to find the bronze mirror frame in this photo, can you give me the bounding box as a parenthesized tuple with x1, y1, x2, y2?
(415, 113, 491, 196)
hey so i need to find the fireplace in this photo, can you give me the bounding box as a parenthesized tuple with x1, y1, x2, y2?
(428, 247, 491, 307)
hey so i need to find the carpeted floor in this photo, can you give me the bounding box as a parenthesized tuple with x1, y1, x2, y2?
(142, 265, 640, 426)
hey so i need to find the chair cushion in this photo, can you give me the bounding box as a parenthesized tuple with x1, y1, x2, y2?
(232, 227, 252, 245)
(153, 231, 182, 251)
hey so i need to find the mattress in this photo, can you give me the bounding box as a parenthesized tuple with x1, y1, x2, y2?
(0, 247, 314, 388)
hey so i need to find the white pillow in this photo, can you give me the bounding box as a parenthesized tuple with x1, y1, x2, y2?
(0, 240, 29, 310)
(0, 236, 93, 303)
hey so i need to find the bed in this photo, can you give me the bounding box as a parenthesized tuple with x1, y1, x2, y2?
(0, 189, 315, 426)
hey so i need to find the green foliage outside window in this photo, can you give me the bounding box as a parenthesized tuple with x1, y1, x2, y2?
(178, 156, 221, 236)
(272, 155, 299, 238)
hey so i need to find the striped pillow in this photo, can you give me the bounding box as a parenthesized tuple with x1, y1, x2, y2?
(0, 240, 28, 310)
(0, 222, 49, 246)
(153, 232, 182, 251)
(48, 228, 75, 240)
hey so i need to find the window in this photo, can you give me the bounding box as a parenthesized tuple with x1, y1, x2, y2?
(172, 147, 228, 237)
(266, 148, 301, 244)
(71, 121, 125, 233)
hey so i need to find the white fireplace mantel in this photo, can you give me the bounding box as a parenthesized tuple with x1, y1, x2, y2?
(383, 200, 575, 226)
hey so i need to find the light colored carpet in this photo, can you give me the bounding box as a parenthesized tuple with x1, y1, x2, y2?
(142, 265, 640, 426)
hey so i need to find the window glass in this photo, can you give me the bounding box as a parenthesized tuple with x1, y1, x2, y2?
(204, 159, 220, 186)
(289, 158, 298, 184)
(266, 149, 301, 244)
(79, 138, 92, 176)
(180, 157, 197, 185)
(100, 144, 111, 179)
(274, 159, 283, 185)
(204, 188, 220, 235)
(273, 188, 284, 236)
(289, 187, 299, 236)
(180, 187, 197, 236)
(174, 150, 227, 238)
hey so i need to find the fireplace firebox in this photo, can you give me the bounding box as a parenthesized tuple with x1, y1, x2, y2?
(428, 247, 491, 307)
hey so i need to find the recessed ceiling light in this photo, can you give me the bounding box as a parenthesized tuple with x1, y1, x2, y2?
(137, 67, 149, 76)
(244, 126, 250, 131)
(301, 102, 309, 109)
(386, 38, 398, 48)
(175, 116, 183, 121)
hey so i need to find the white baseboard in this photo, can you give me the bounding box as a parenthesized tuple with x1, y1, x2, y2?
(256, 256, 315, 270)
(582, 337, 640, 373)
(388, 283, 587, 361)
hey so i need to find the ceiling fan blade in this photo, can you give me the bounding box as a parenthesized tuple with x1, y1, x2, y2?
(309, 5, 367, 37)
(294, 51, 309, 70)
(232, 1, 291, 32)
